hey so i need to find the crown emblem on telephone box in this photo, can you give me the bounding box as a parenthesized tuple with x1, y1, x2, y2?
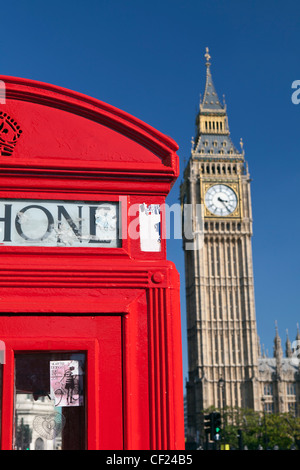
(0, 112, 22, 156)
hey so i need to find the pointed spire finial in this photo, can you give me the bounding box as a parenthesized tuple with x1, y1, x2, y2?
(191, 136, 195, 153)
(286, 329, 292, 358)
(205, 47, 211, 66)
(274, 321, 283, 360)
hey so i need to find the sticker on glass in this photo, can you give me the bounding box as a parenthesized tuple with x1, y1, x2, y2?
(50, 360, 84, 407)
(139, 203, 161, 252)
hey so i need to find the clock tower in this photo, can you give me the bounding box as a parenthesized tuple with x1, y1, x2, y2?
(181, 49, 260, 437)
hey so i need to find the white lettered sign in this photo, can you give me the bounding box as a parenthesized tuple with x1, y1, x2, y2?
(0, 200, 120, 247)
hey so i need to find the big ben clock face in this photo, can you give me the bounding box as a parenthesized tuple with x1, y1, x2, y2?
(205, 184, 238, 216)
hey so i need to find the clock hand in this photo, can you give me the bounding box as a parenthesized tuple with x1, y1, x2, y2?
(218, 197, 228, 203)
(218, 197, 230, 212)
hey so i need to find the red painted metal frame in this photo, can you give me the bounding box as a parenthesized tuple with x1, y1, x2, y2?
(0, 316, 122, 450)
(0, 75, 179, 190)
(0, 76, 185, 450)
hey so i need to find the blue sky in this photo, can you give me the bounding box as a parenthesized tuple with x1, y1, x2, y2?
(1, 0, 299, 384)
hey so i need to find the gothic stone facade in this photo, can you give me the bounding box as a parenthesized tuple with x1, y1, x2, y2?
(258, 329, 300, 416)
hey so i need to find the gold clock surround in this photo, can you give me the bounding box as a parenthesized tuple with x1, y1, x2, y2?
(201, 179, 242, 219)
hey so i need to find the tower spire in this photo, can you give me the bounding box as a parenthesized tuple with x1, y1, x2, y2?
(200, 47, 223, 112)
(193, 47, 242, 158)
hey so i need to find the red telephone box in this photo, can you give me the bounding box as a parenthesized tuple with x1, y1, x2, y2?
(0, 76, 184, 450)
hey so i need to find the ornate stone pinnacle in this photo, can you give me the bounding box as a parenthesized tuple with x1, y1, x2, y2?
(205, 47, 211, 66)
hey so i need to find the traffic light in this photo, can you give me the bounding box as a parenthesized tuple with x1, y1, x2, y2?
(212, 412, 221, 441)
(204, 413, 212, 437)
(23, 424, 31, 450)
(204, 412, 222, 441)
(16, 419, 32, 450)
(237, 429, 243, 450)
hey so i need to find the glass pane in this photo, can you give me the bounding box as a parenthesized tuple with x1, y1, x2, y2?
(14, 352, 86, 450)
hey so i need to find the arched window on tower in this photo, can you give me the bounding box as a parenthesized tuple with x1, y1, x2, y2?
(218, 290, 222, 318)
(231, 332, 236, 363)
(227, 245, 231, 277)
(214, 332, 219, 364)
(213, 290, 217, 320)
(230, 290, 234, 319)
(210, 245, 215, 277)
(235, 289, 239, 319)
(232, 242, 237, 276)
(216, 245, 220, 276)
(220, 331, 224, 364)
(237, 332, 242, 363)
